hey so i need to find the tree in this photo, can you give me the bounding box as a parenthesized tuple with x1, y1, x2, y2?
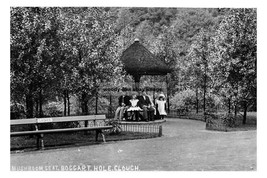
(188, 29, 215, 116)
(167, 9, 219, 112)
(59, 7, 122, 115)
(11, 7, 62, 118)
(11, 7, 123, 118)
(212, 8, 256, 123)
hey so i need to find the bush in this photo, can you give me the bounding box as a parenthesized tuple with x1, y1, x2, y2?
(170, 89, 225, 113)
(42, 101, 79, 130)
(105, 119, 121, 135)
(43, 101, 63, 117)
(206, 94, 224, 111)
(206, 113, 237, 131)
(10, 103, 26, 119)
(170, 89, 195, 110)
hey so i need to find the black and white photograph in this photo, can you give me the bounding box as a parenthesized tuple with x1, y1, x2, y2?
(6, 0, 264, 175)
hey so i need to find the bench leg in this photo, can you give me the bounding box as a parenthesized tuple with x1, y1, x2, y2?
(40, 134, 44, 150)
(36, 135, 40, 149)
(95, 130, 99, 141)
(95, 130, 106, 143)
(101, 132, 106, 143)
(37, 134, 45, 150)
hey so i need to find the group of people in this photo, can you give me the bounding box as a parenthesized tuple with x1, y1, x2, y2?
(114, 89, 167, 122)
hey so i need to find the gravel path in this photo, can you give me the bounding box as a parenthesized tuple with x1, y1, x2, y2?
(10, 118, 256, 171)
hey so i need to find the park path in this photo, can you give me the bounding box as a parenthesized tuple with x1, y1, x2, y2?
(10, 118, 256, 171)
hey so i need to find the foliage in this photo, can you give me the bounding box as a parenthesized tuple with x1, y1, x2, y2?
(170, 89, 195, 110)
(10, 7, 256, 120)
(106, 119, 122, 135)
(43, 101, 63, 117)
(212, 9, 256, 100)
(10, 7, 123, 117)
(210, 9, 257, 121)
(206, 113, 237, 131)
(10, 103, 26, 119)
(11, 7, 62, 117)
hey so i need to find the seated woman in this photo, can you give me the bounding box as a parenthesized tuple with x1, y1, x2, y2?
(127, 93, 142, 121)
(114, 89, 131, 121)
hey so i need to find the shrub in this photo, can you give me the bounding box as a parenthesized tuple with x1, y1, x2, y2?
(43, 101, 63, 117)
(206, 113, 237, 131)
(105, 119, 122, 135)
(170, 89, 195, 110)
(10, 103, 26, 119)
(206, 94, 224, 112)
(42, 101, 80, 129)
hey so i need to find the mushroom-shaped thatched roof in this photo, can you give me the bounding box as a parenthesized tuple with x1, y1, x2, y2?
(121, 39, 172, 77)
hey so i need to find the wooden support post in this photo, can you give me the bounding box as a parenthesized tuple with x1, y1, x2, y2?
(84, 120, 89, 135)
(36, 134, 44, 150)
(95, 130, 106, 142)
(36, 135, 40, 149)
(158, 125, 162, 137)
(101, 132, 106, 143)
(95, 130, 99, 141)
(133, 75, 141, 92)
(40, 134, 44, 150)
(35, 124, 40, 149)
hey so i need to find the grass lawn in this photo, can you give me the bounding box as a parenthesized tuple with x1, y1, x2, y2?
(11, 131, 158, 152)
(11, 112, 256, 153)
(11, 118, 256, 171)
(168, 111, 256, 131)
(227, 112, 257, 131)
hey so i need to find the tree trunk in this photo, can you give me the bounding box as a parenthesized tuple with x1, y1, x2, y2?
(108, 94, 112, 117)
(203, 84, 206, 114)
(26, 94, 34, 118)
(203, 65, 207, 116)
(228, 97, 231, 114)
(196, 87, 199, 113)
(242, 101, 247, 124)
(234, 85, 238, 117)
(95, 91, 98, 115)
(81, 92, 89, 115)
(166, 75, 170, 113)
(38, 89, 43, 118)
(26, 92, 34, 138)
(234, 103, 237, 117)
(153, 87, 155, 104)
(35, 98, 39, 117)
(67, 90, 70, 116)
(63, 90, 67, 116)
(81, 92, 89, 129)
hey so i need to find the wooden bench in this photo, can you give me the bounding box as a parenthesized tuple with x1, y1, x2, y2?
(10, 115, 113, 150)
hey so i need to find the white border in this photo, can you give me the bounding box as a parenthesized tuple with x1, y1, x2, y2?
(2, 0, 267, 178)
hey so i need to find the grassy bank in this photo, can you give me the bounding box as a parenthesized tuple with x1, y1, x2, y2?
(11, 131, 158, 153)
(167, 111, 256, 131)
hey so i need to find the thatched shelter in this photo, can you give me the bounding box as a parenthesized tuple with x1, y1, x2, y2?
(121, 39, 172, 89)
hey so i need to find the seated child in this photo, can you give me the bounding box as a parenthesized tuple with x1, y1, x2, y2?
(127, 93, 142, 121)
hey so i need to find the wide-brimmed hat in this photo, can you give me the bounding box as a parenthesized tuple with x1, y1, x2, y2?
(158, 93, 165, 98)
(131, 91, 138, 96)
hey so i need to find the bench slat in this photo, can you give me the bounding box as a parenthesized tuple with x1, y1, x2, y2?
(10, 115, 106, 125)
(10, 118, 37, 125)
(11, 126, 113, 136)
(40, 115, 106, 123)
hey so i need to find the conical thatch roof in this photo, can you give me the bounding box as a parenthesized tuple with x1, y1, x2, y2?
(121, 39, 172, 76)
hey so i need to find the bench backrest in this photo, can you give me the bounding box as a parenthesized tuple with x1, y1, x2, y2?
(10, 115, 106, 126)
